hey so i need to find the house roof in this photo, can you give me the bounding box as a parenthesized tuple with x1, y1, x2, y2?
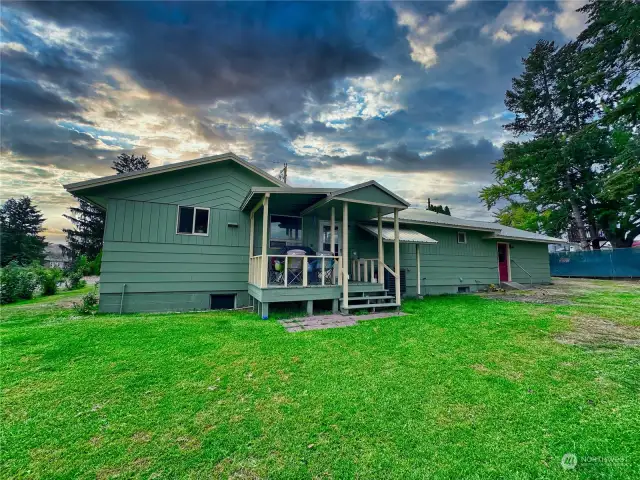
(384, 209, 501, 232)
(64, 152, 288, 193)
(486, 224, 567, 244)
(382, 208, 566, 244)
(358, 224, 438, 244)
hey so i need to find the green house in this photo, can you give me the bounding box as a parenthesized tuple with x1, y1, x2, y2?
(64, 153, 564, 317)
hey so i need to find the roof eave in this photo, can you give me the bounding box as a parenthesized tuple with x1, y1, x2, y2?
(64, 152, 288, 193)
(489, 234, 568, 244)
(383, 217, 501, 233)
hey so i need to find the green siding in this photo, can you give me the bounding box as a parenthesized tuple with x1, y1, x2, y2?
(509, 241, 551, 284)
(377, 226, 551, 296)
(98, 162, 275, 312)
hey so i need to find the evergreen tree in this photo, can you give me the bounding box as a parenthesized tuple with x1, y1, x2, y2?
(112, 153, 150, 174)
(426, 198, 452, 216)
(62, 198, 105, 259)
(0, 197, 47, 266)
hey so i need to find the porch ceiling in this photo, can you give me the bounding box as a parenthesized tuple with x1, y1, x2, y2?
(241, 187, 334, 215)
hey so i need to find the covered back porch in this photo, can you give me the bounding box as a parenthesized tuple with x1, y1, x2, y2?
(241, 181, 433, 318)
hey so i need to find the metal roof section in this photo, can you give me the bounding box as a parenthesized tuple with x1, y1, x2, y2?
(358, 224, 438, 244)
(383, 208, 566, 244)
(64, 152, 288, 193)
(384, 209, 501, 232)
(487, 225, 567, 244)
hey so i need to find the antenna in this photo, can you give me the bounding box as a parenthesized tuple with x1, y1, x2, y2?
(277, 163, 288, 184)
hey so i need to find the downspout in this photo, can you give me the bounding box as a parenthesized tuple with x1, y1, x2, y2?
(119, 284, 126, 314)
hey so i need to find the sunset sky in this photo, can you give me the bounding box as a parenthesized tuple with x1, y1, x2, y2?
(1, 1, 588, 244)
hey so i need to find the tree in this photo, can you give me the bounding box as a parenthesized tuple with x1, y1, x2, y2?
(0, 197, 47, 266)
(426, 198, 452, 216)
(62, 199, 105, 260)
(112, 153, 149, 174)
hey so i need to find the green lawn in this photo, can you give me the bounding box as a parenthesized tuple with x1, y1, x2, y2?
(2, 281, 639, 479)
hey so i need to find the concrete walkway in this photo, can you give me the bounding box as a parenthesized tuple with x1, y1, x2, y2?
(279, 311, 408, 332)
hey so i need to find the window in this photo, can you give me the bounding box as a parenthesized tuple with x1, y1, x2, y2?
(270, 215, 302, 248)
(177, 206, 209, 235)
(457, 232, 467, 244)
(210, 294, 235, 310)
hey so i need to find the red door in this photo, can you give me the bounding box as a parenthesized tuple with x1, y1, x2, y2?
(497, 243, 509, 281)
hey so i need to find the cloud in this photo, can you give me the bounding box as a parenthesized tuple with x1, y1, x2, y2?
(554, 0, 588, 39)
(482, 3, 546, 43)
(395, 7, 449, 69)
(13, 2, 382, 117)
(310, 136, 501, 175)
(448, 0, 471, 13)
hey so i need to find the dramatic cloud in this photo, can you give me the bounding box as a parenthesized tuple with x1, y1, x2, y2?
(0, 1, 579, 241)
(554, 0, 589, 39)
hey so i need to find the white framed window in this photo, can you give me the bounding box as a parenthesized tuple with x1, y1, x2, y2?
(319, 220, 341, 253)
(270, 214, 303, 248)
(457, 231, 467, 244)
(177, 206, 210, 236)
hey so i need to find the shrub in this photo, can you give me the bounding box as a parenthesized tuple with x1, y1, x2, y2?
(65, 269, 86, 290)
(33, 265, 63, 296)
(88, 252, 102, 275)
(73, 290, 98, 315)
(0, 262, 38, 304)
(73, 255, 91, 276)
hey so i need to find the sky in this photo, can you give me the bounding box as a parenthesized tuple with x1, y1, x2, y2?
(0, 1, 589, 244)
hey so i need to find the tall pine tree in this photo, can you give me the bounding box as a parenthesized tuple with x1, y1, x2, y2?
(0, 197, 47, 266)
(62, 199, 106, 259)
(63, 152, 150, 258)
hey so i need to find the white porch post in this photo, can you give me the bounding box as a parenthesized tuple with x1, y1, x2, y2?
(249, 212, 254, 257)
(394, 208, 400, 304)
(261, 193, 270, 287)
(330, 206, 336, 254)
(342, 202, 349, 309)
(377, 208, 384, 285)
(416, 245, 421, 297)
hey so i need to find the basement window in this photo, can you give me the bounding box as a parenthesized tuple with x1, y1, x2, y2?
(458, 286, 470, 293)
(457, 232, 467, 244)
(177, 206, 210, 235)
(210, 294, 236, 310)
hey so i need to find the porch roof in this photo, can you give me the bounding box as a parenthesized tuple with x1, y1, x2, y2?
(358, 224, 438, 244)
(241, 181, 410, 220)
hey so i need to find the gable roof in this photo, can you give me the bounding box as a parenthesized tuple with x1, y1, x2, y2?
(64, 152, 288, 193)
(330, 180, 410, 207)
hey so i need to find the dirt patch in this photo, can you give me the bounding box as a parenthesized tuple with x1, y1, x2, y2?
(556, 315, 640, 347)
(485, 294, 573, 305)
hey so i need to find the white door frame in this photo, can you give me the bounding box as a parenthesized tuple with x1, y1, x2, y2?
(497, 242, 511, 282)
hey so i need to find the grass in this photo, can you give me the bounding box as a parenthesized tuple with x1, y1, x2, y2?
(1, 281, 639, 479)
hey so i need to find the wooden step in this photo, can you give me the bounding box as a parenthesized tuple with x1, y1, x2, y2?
(348, 295, 394, 301)
(341, 303, 400, 310)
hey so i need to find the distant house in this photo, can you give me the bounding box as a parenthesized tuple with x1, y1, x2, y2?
(44, 244, 72, 269)
(64, 152, 565, 317)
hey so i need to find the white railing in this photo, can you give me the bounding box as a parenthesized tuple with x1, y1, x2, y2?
(351, 258, 384, 284)
(249, 254, 343, 288)
(249, 255, 264, 286)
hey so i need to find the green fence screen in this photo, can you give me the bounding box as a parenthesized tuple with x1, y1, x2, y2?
(550, 249, 640, 278)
